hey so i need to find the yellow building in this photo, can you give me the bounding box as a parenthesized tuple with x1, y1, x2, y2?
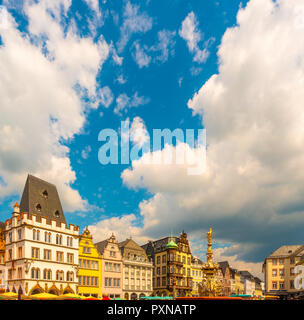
(142, 231, 192, 297)
(263, 245, 304, 298)
(78, 228, 102, 298)
(191, 256, 204, 296)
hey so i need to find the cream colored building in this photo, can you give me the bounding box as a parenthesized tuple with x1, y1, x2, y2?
(191, 256, 204, 296)
(5, 175, 79, 296)
(263, 245, 304, 298)
(119, 238, 153, 300)
(95, 233, 123, 299)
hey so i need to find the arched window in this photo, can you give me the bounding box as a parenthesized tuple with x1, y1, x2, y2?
(42, 190, 48, 199)
(48, 232, 51, 243)
(70, 237, 73, 247)
(44, 232, 47, 242)
(48, 269, 52, 280)
(31, 268, 35, 279)
(33, 229, 36, 241)
(56, 234, 59, 245)
(59, 235, 62, 245)
(43, 269, 47, 280)
(37, 230, 40, 241)
(36, 268, 40, 279)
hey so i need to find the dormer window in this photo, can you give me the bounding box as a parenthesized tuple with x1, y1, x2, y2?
(54, 210, 60, 218)
(36, 204, 41, 212)
(42, 190, 48, 199)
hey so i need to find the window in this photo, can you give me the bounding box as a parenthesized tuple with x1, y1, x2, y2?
(54, 210, 60, 218)
(272, 281, 277, 289)
(31, 268, 40, 280)
(44, 249, 51, 260)
(33, 229, 36, 241)
(67, 271, 74, 282)
(156, 267, 160, 275)
(182, 256, 186, 264)
(36, 230, 40, 241)
(56, 270, 64, 281)
(162, 277, 166, 286)
(279, 269, 284, 276)
(18, 247, 22, 258)
(290, 267, 295, 275)
(36, 204, 41, 212)
(279, 259, 284, 265)
(42, 190, 48, 199)
(44, 232, 48, 242)
(272, 259, 277, 265)
(109, 250, 115, 257)
(17, 267, 22, 279)
(162, 266, 166, 274)
(48, 233, 51, 243)
(279, 282, 285, 289)
(8, 249, 12, 261)
(156, 256, 161, 264)
(162, 255, 166, 263)
(56, 251, 64, 262)
(43, 269, 52, 280)
(272, 269, 277, 276)
(290, 258, 295, 264)
(290, 280, 294, 289)
(67, 253, 74, 264)
(18, 229, 22, 240)
(8, 232, 12, 243)
(31, 247, 39, 259)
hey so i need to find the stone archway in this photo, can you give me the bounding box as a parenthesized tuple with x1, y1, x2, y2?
(48, 285, 60, 296)
(63, 285, 74, 294)
(124, 293, 129, 300)
(29, 284, 44, 295)
(139, 293, 145, 299)
(130, 293, 137, 300)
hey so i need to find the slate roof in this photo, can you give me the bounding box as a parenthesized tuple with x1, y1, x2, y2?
(267, 245, 304, 258)
(218, 261, 230, 275)
(95, 240, 108, 255)
(19, 174, 66, 224)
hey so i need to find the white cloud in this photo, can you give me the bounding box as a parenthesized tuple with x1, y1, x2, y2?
(0, 1, 109, 212)
(97, 86, 114, 108)
(117, 0, 304, 264)
(131, 41, 151, 68)
(151, 29, 176, 63)
(179, 11, 210, 63)
(89, 214, 149, 244)
(81, 145, 92, 159)
(114, 92, 150, 115)
(117, 1, 153, 53)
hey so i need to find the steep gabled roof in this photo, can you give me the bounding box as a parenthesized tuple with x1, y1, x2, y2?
(95, 240, 108, 255)
(19, 174, 66, 224)
(218, 261, 230, 275)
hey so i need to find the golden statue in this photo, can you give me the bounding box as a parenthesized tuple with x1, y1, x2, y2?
(201, 227, 222, 297)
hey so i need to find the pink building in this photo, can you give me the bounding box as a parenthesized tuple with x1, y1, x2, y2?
(95, 234, 123, 299)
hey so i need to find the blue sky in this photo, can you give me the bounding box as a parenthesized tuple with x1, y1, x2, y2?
(1, 0, 304, 278)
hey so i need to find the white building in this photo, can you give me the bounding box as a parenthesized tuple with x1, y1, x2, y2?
(5, 175, 79, 296)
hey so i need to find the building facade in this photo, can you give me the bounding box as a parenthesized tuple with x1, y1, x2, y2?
(78, 227, 102, 298)
(0, 221, 6, 293)
(142, 231, 193, 297)
(218, 261, 232, 296)
(4, 175, 79, 296)
(190, 256, 204, 296)
(263, 245, 304, 298)
(95, 233, 123, 299)
(119, 238, 153, 299)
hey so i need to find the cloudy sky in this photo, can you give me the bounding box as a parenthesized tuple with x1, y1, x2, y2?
(1, 0, 304, 278)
